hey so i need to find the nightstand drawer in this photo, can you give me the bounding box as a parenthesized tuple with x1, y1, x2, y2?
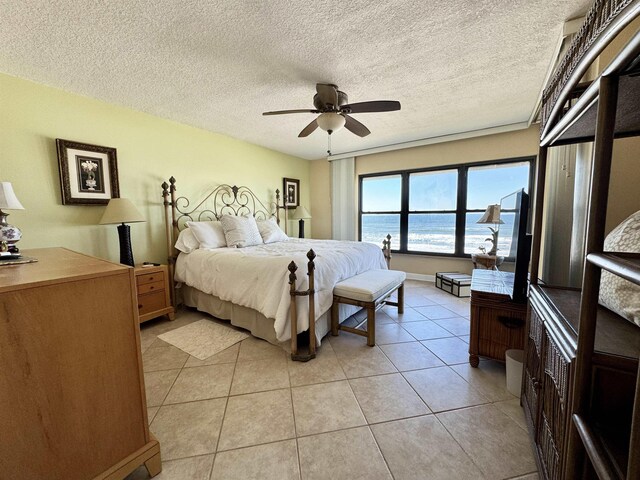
(137, 271, 164, 286)
(138, 291, 166, 315)
(138, 280, 164, 295)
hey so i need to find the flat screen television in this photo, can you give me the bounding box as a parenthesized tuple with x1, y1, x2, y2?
(498, 189, 532, 303)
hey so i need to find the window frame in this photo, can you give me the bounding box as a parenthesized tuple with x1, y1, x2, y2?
(358, 156, 535, 258)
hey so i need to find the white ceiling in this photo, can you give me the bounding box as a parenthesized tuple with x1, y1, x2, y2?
(0, 1, 592, 160)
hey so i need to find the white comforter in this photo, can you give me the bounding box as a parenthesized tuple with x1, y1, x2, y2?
(175, 238, 387, 342)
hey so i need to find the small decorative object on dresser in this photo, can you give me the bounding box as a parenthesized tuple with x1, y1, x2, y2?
(56, 138, 120, 205)
(283, 177, 300, 209)
(291, 205, 311, 238)
(0, 182, 25, 253)
(134, 264, 175, 323)
(99, 198, 146, 267)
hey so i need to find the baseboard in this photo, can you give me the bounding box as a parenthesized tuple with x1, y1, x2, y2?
(405, 273, 435, 283)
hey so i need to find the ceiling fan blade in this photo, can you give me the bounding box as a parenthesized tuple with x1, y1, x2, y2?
(298, 119, 319, 137)
(344, 115, 371, 137)
(316, 83, 338, 107)
(263, 109, 318, 116)
(341, 100, 401, 114)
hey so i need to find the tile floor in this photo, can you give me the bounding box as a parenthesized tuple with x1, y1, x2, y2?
(128, 280, 538, 480)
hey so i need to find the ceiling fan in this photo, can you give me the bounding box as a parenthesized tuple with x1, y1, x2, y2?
(262, 83, 401, 138)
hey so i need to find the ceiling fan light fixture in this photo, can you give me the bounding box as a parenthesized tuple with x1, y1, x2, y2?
(316, 112, 346, 133)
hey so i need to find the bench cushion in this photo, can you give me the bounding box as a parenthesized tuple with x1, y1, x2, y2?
(334, 269, 406, 303)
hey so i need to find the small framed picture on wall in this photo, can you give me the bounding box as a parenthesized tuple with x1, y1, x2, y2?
(56, 139, 120, 205)
(283, 177, 300, 209)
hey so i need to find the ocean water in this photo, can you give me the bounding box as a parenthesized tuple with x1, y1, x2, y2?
(362, 212, 516, 254)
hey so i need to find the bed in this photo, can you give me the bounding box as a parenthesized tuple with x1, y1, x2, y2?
(161, 177, 390, 359)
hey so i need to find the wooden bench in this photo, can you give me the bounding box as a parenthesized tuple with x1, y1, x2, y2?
(331, 269, 406, 346)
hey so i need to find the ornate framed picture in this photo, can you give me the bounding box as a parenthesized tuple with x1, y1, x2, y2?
(56, 139, 120, 205)
(283, 177, 300, 209)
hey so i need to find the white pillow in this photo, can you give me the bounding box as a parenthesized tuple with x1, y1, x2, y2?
(219, 215, 263, 248)
(174, 228, 200, 253)
(186, 221, 227, 249)
(599, 210, 640, 327)
(257, 217, 288, 244)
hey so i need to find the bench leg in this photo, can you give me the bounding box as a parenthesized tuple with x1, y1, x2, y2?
(367, 306, 375, 347)
(331, 300, 339, 336)
(397, 283, 404, 314)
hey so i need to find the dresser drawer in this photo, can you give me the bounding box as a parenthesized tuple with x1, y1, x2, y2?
(136, 271, 164, 286)
(138, 291, 166, 315)
(138, 280, 164, 295)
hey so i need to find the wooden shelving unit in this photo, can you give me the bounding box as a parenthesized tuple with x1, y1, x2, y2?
(523, 1, 640, 479)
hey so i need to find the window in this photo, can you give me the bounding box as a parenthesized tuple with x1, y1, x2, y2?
(360, 175, 401, 248)
(358, 157, 533, 256)
(464, 162, 531, 254)
(408, 170, 458, 253)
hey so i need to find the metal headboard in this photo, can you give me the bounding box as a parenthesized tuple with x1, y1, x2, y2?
(161, 176, 285, 298)
(162, 177, 281, 231)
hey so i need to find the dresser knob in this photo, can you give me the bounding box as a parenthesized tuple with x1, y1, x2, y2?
(138, 304, 142, 309)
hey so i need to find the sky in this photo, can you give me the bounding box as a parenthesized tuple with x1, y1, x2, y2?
(362, 162, 530, 212)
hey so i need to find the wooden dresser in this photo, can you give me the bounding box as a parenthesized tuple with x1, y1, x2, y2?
(134, 265, 175, 323)
(0, 248, 161, 480)
(469, 269, 527, 367)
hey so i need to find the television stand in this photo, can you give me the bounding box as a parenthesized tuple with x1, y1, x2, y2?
(468, 269, 527, 367)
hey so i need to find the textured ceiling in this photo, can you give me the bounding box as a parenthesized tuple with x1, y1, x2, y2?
(0, 0, 592, 159)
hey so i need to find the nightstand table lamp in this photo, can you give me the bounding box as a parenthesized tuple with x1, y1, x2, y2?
(99, 198, 145, 267)
(0, 182, 25, 253)
(291, 206, 311, 239)
(476, 204, 504, 255)
(473, 204, 505, 270)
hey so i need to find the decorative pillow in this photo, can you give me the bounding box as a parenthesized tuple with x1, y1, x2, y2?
(219, 215, 263, 248)
(257, 217, 288, 244)
(174, 228, 200, 253)
(599, 210, 640, 327)
(185, 221, 227, 249)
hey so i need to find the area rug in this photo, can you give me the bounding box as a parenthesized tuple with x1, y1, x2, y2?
(158, 319, 249, 360)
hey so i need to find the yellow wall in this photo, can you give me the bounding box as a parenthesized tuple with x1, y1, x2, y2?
(0, 73, 310, 264)
(311, 127, 540, 275)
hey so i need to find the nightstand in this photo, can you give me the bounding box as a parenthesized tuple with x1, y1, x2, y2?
(134, 265, 175, 323)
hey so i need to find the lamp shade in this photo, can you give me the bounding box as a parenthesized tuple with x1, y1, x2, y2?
(316, 112, 346, 133)
(477, 204, 504, 224)
(99, 198, 145, 225)
(0, 182, 25, 210)
(291, 206, 312, 220)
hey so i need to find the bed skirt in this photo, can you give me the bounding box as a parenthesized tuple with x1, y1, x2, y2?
(179, 284, 360, 350)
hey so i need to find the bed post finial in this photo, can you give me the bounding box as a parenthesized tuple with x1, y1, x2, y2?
(161, 181, 169, 204)
(383, 234, 392, 269)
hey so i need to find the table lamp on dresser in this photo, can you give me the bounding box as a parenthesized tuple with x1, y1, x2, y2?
(99, 198, 145, 267)
(0, 182, 25, 254)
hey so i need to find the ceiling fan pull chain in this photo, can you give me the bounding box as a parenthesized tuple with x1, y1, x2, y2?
(327, 132, 332, 156)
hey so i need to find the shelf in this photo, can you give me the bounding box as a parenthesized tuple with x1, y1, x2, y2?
(542, 70, 640, 147)
(531, 285, 640, 360)
(573, 414, 624, 480)
(588, 252, 640, 286)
